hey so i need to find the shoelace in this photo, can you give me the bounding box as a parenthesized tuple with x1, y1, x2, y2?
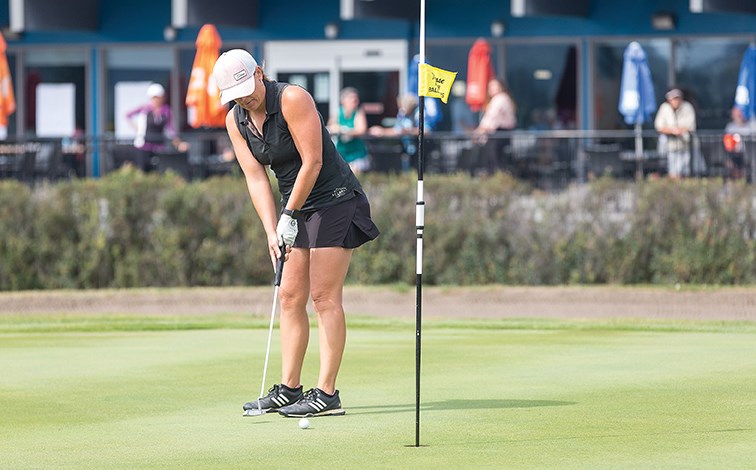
(300, 388, 319, 403)
(265, 384, 281, 397)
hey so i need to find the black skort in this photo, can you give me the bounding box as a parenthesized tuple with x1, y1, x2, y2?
(292, 190, 380, 249)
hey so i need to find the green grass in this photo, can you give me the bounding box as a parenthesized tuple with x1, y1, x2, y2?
(1, 316, 755, 469)
(3, 312, 756, 334)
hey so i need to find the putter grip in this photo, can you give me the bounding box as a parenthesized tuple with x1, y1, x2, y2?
(274, 246, 285, 286)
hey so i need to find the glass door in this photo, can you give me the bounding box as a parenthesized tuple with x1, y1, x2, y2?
(264, 40, 407, 125)
(341, 70, 400, 128)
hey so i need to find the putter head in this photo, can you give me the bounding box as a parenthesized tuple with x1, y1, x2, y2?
(242, 399, 268, 417)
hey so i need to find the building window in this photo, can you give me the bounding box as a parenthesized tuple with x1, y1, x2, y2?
(426, 39, 490, 132)
(505, 42, 579, 130)
(24, 49, 87, 138)
(593, 39, 670, 130)
(104, 47, 173, 138)
(673, 38, 750, 130)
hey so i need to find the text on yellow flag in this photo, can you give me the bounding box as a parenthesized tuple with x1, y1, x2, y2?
(418, 63, 457, 104)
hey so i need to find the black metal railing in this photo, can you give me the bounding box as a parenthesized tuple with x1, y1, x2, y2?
(1, 130, 753, 188)
(365, 129, 754, 189)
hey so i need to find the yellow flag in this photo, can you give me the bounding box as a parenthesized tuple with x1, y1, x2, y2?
(418, 63, 457, 104)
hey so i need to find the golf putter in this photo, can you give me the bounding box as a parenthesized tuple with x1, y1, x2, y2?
(244, 246, 286, 417)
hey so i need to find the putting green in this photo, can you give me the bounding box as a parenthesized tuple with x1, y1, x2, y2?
(1, 320, 755, 469)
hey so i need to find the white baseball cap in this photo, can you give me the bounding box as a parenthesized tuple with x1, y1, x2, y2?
(665, 88, 683, 100)
(213, 49, 259, 105)
(147, 83, 165, 98)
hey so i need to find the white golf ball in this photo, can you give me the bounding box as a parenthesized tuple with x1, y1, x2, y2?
(298, 418, 310, 429)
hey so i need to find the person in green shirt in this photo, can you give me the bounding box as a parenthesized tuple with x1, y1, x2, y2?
(328, 87, 370, 173)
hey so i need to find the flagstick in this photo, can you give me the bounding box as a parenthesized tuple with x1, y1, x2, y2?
(415, 0, 426, 449)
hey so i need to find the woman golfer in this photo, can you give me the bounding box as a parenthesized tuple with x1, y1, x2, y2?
(213, 49, 379, 417)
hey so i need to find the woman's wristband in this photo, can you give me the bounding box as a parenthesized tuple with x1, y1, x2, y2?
(283, 208, 300, 219)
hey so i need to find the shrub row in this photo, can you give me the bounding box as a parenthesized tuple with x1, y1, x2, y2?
(1, 169, 754, 290)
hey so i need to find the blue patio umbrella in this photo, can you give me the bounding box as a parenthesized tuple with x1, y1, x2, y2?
(618, 41, 656, 177)
(734, 44, 756, 182)
(734, 44, 756, 120)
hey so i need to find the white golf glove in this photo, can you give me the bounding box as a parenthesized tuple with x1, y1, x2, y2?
(276, 212, 298, 248)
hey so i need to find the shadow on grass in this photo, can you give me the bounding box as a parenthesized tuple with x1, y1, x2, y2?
(349, 399, 576, 415)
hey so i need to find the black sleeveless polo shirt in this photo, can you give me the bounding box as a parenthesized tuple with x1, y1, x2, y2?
(233, 80, 361, 211)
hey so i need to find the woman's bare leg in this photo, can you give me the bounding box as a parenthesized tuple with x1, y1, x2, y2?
(277, 247, 311, 389)
(309, 247, 353, 395)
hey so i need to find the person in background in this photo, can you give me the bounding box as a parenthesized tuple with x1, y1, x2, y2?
(60, 127, 87, 178)
(471, 78, 517, 174)
(654, 88, 696, 179)
(327, 87, 370, 174)
(450, 81, 477, 135)
(369, 93, 440, 172)
(213, 49, 379, 418)
(125, 83, 188, 171)
(723, 105, 755, 181)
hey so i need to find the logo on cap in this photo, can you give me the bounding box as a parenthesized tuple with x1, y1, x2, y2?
(234, 70, 248, 82)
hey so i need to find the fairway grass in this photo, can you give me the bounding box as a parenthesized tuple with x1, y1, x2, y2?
(1, 317, 755, 469)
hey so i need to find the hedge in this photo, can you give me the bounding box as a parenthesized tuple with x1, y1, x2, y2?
(1, 168, 754, 290)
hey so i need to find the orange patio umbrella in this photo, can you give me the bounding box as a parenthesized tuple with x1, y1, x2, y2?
(466, 38, 494, 112)
(186, 24, 226, 128)
(0, 31, 16, 138)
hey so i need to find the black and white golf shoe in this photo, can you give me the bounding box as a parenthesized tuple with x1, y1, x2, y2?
(242, 384, 303, 413)
(278, 388, 346, 417)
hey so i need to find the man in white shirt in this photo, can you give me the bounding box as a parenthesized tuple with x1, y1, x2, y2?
(654, 88, 696, 179)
